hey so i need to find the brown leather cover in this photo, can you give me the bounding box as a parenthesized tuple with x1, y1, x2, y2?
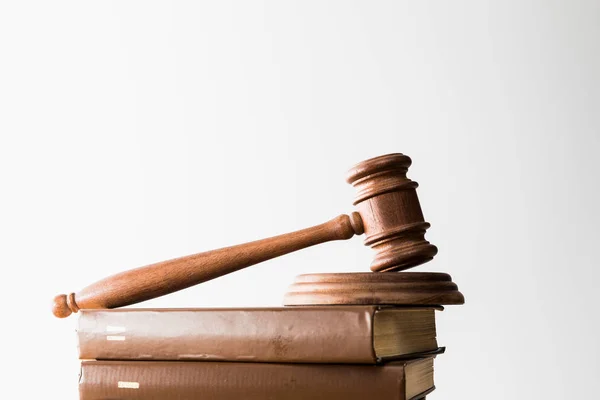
(77, 306, 436, 364)
(79, 359, 435, 400)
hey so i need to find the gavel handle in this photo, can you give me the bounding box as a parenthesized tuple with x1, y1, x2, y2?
(52, 212, 364, 318)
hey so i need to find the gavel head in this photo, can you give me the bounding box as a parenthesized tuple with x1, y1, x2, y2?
(346, 153, 438, 272)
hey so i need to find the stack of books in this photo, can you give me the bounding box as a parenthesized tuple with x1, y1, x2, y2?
(76, 305, 443, 399)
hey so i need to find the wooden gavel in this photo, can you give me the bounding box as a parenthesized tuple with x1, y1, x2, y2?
(52, 153, 438, 318)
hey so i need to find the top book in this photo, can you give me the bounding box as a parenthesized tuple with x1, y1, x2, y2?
(76, 306, 440, 364)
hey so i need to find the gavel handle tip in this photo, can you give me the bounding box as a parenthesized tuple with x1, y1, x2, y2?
(52, 293, 77, 318)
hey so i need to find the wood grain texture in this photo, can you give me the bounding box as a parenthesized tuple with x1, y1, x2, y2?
(52, 213, 363, 318)
(283, 272, 465, 306)
(347, 153, 438, 272)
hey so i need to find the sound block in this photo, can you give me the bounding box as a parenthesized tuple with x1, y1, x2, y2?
(283, 272, 465, 306)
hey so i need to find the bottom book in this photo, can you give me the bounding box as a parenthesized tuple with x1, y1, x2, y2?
(79, 357, 435, 400)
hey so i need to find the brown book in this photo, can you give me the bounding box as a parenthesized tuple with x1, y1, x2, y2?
(79, 358, 435, 400)
(77, 306, 440, 364)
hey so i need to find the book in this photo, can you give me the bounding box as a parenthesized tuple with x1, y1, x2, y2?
(77, 306, 440, 364)
(79, 357, 435, 400)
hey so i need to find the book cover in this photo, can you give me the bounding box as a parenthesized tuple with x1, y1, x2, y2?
(79, 358, 436, 400)
(77, 306, 440, 364)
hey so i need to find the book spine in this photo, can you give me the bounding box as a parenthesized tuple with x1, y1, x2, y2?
(77, 307, 378, 363)
(79, 360, 412, 400)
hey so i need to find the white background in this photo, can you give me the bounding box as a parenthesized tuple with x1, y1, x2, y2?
(1, 1, 599, 399)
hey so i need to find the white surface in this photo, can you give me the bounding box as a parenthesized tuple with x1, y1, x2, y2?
(1, 1, 599, 399)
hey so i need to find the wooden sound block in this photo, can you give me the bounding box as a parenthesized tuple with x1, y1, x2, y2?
(283, 272, 465, 306)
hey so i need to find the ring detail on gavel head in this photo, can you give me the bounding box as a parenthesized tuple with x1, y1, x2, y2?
(346, 153, 438, 272)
